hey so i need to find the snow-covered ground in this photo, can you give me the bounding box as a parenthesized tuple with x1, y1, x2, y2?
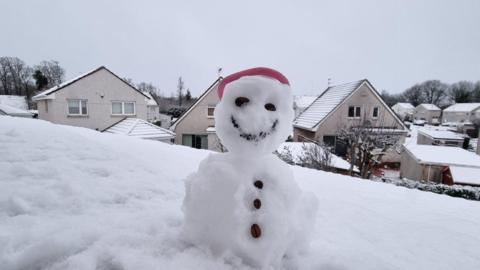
(1, 116, 480, 270)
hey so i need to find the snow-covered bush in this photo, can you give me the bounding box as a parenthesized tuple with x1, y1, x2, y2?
(381, 177, 480, 201)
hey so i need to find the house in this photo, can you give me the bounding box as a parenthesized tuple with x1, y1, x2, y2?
(171, 78, 222, 150)
(293, 95, 317, 118)
(442, 103, 480, 124)
(417, 129, 467, 148)
(293, 79, 408, 150)
(103, 118, 175, 143)
(144, 92, 161, 123)
(32, 66, 150, 131)
(400, 144, 480, 185)
(391, 102, 414, 121)
(413, 104, 441, 125)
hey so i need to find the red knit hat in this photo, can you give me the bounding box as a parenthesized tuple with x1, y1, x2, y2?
(217, 67, 290, 99)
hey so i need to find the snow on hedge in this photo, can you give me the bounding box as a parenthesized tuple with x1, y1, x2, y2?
(1, 116, 480, 270)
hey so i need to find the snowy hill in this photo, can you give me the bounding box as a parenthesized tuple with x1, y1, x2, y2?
(1, 116, 480, 270)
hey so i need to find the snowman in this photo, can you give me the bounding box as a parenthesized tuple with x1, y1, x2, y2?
(182, 67, 318, 269)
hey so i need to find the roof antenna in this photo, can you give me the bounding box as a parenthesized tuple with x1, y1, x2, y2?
(327, 78, 332, 87)
(217, 67, 223, 78)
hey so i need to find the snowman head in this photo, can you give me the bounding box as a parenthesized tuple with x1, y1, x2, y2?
(214, 67, 293, 156)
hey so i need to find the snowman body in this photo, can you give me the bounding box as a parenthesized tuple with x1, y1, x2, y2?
(182, 68, 317, 268)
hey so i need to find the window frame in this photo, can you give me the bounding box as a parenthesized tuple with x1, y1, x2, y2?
(111, 101, 136, 116)
(348, 106, 361, 119)
(67, 99, 88, 116)
(207, 106, 215, 118)
(372, 106, 380, 119)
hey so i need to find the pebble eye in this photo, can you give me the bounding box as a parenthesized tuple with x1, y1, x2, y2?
(235, 97, 250, 107)
(265, 103, 276, 111)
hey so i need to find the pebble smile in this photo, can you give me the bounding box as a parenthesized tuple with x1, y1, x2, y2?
(231, 116, 278, 142)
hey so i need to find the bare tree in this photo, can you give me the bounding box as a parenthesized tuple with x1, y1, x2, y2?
(448, 81, 474, 103)
(474, 81, 480, 102)
(177, 76, 184, 106)
(421, 80, 447, 106)
(0, 57, 13, 95)
(403, 84, 425, 107)
(336, 118, 402, 178)
(34, 60, 65, 88)
(0, 57, 34, 103)
(381, 90, 405, 107)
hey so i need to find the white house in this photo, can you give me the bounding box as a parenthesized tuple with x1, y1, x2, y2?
(32, 66, 150, 131)
(400, 144, 480, 186)
(171, 78, 222, 150)
(293, 79, 407, 149)
(391, 102, 414, 121)
(413, 104, 441, 125)
(442, 103, 480, 124)
(103, 118, 175, 143)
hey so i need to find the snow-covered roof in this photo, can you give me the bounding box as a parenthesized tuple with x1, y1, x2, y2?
(403, 144, 480, 167)
(293, 95, 318, 109)
(143, 92, 158, 106)
(418, 129, 465, 140)
(0, 95, 28, 110)
(393, 102, 414, 109)
(417, 104, 441, 111)
(103, 118, 175, 140)
(443, 103, 480, 113)
(206, 127, 216, 133)
(277, 142, 358, 171)
(32, 66, 149, 101)
(449, 166, 480, 186)
(293, 80, 365, 130)
(0, 104, 32, 116)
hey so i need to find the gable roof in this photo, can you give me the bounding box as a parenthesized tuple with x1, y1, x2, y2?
(293, 80, 364, 130)
(170, 77, 222, 130)
(443, 103, 480, 113)
(103, 118, 175, 140)
(393, 103, 414, 109)
(32, 66, 149, 101)
(403, 144, 480, 168)
(417, 104, 440, 111)
(293, 79, 406, 131)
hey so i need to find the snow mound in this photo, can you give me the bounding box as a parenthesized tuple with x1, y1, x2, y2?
(1, 116, 480, 269)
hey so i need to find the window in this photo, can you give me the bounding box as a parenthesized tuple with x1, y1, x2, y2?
(111, 101, 135, 115)
(182, 134, 208, 149)
(372, 107, 379, 118)
(67, 99, 87, 115)
(348, 106, 361, 118)
(207, 106, 215, 118)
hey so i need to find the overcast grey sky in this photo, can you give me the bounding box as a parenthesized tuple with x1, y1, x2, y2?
(1, 0, 479, 96)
